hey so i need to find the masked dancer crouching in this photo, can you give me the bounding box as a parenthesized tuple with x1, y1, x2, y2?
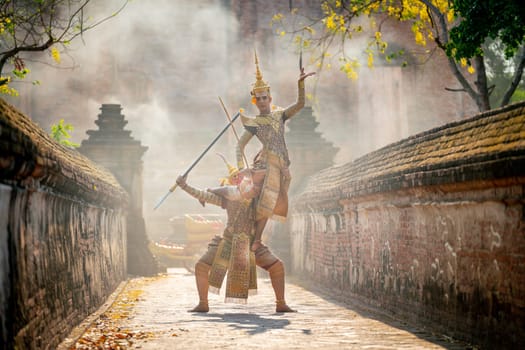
(175, 159, 295, 313)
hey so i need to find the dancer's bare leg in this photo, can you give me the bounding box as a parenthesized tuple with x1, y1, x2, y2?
(189, 262, 210, 312)
(268, 261, 296, 312)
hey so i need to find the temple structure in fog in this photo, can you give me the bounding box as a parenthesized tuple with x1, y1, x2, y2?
(80, 104, 159, 276)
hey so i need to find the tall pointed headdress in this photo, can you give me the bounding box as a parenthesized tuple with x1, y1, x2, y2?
(251, 50, 271, 96)
(217, 153, 239, 186)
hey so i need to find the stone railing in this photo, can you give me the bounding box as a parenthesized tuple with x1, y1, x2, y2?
(0, 99, 129, 349)
(290, 101, 525, 349)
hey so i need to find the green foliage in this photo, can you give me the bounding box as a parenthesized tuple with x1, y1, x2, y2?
(12, 68, 30, 79)
(483, 39, 525, 106)
(50, 119, 79, 148)
(510, 88, 525, 103)
(448, 0, 525, 60)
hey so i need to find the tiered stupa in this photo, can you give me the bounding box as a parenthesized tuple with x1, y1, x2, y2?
(79, 104, 158, 276)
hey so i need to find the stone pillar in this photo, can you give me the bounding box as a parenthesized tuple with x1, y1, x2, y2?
(79, 104, 159, 276)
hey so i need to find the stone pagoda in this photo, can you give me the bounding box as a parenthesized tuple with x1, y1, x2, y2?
(79, 104, 158, 276)
(286, 106, 339, 195)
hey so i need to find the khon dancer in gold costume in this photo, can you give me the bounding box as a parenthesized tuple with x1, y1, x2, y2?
(236, 52, 315, 252)
(176, 156, 296, 313)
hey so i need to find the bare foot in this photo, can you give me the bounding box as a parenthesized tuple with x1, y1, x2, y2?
(188, 302, 209, 313)
(251, 240, 262, 252)
(276, 302, 297, 313)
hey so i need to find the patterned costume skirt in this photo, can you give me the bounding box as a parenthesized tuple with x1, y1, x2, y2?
(256, 152, 291, 222)
(199, 235, 280, 302)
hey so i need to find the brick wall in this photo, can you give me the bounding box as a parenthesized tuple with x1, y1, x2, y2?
(0, 99, 129, 349)
(290, 101, 525, 349)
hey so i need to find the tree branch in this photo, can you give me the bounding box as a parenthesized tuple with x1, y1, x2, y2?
(473, 55, 490, 110)
(419, 0, 449, 43)
(445, 54, 481, 109)
(0, 0, 129, 84)
(419, 0, 484, 110)
(501, 46, 525, 106)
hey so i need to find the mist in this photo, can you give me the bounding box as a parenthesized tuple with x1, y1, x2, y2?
(5, 0, 476, 240)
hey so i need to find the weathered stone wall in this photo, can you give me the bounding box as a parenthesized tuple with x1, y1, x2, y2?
(290, 101, 525, 349)
(0, 99, 129, 349)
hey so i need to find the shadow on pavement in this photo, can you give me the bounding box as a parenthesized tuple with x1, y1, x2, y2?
(180, 312, 294, 335)
(290, 276, 474, 350)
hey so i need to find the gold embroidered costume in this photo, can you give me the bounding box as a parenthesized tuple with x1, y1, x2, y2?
(236, 55, 306, 222)
(179, 182, 258, 303)
(176, 157, 296, 312)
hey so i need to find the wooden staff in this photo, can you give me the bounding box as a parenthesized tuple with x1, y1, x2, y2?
(218, 96, 250, 170)
(153, 111, 241, 210)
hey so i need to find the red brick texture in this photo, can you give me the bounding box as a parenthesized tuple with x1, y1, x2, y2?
(290, 101, 525, 349)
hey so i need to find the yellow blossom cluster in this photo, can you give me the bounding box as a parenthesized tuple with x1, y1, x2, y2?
(272, 13, 284, 22)
(0, 77, 18, 96)
(271, 0, 475, 82)
(0, 16, 11, 33)
(460, 58, 476, 74)
(391, 0, 455, 47)
(340, 58, 360, 80)
(271, 13, 286, 36)
(294, 34, 311, 50)
(51, 47, 61, 63)
(322, 12, 346, 33)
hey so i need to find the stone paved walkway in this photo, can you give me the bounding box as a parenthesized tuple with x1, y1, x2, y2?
(63, 268, 473, 349)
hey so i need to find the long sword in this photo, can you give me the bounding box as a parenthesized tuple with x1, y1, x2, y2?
(153, 111, 241, 210)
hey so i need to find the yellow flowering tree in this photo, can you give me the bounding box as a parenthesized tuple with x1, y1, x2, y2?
(0, 0, 129, 95)
(272, 0, 524, 112)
